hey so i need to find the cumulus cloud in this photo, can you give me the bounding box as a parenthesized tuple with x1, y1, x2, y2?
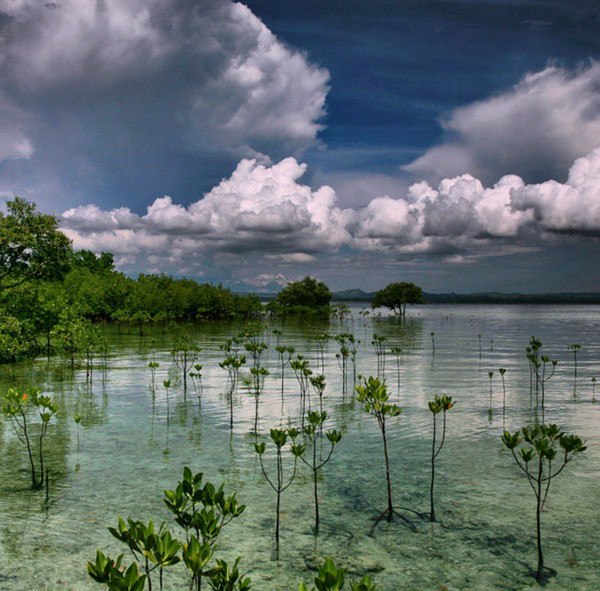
(61, 157, 355, 273)
(62, 147, 600, 282)
(0, 0, 329, 208)
(404, 63, 600, 185)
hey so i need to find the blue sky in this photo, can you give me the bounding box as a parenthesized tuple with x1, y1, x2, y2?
(2, 0, 600, 292)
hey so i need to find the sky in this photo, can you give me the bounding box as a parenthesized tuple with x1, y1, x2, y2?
(1, 0, 600, 293)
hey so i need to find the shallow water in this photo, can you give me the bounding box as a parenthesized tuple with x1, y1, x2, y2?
(1, 304, 600, 590)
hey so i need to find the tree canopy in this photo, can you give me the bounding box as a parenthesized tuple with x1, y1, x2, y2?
(372, 282, 425, 316)
(0, 197, 72, 290)
(271, 276, 332, 316)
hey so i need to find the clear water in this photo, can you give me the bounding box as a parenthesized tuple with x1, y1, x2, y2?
(1, 304, 600, 590)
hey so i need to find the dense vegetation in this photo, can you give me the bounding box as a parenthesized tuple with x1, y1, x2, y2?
(0, 198, 264, 363)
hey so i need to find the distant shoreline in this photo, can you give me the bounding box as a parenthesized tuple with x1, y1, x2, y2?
(331, 291, 600, 305)
(246, 289, 600, 305)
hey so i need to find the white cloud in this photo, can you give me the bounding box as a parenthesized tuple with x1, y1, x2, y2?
(61, 146, 600, 280)
(0, 0, 329, 208)
(61, 157, 354, 271)
(404, 63, 600, 185)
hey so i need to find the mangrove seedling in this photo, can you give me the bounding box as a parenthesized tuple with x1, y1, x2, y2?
(431, 332, 435, 354)
(335, 334, 351, 398)
(591, 377, 597, 403)
(487, 371, 494, 420)
(526, 337, 557, 415)
(148, 361, 159, 391)
(219, 340, 247, 429)
(298, 557, 377, 591)
(291, 355, 312, 426)
(313, 333, 330, 375)
(89, 467, 247, 591)
(501, 424, 586, 582)
(428, 395, 455, 522)
(254, 428, 305, 556)
(300, 411, 343, 531)
(2, 387, 57, 489)
(371, 334, 387, 379)
(208, 558, 252, 591)
(243, 366, 270, 434)
(190, 364, 204, 407)
(275, 345, 295, 400)
(163, 380, 171, 424)
(355, 377, 410, 527)
(499, 368, 507, 426)
(164, 467, 246, 590)
(567, 343, 581, 395)
(171, 335, 201, 392)
(390, 347, 402, 395)
(309, 374, 326, 415)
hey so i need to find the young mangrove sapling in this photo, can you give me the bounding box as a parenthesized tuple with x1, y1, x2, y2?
(355, 377, 411, 527)
(428, 395, 455, 522)
(2, 387, 57, 489)
(501, 424, 586, 582)
(299, 410, 342, 531)
(254, 428, 305, 556)
(298, 557, 377, 591)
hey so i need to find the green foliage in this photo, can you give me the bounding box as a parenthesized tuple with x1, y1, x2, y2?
(356, 376, 402, 423)
(254, 428, 304, 552)
(1, 387, 57, 489)
(270, 276, 332, 316)
(0, 315, 38, 362)
(372, 282, 424, 317)
(301, 410, 343, 530)
(89, 467, 249, 591)
(355, 377, 403, 522)
(298, 558, 377, 591)
(501, 424, 586, 581)
(428, 395, 455, 521)
(207, 558, 252, 591)
(0, 197, 72, 290)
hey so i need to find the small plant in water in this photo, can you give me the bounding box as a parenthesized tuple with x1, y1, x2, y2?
(88, 467, 249, 591)
(487, 371, 494, 420)
(499, 367, 507, 426)
(164, 467, 246, 590)
(275, 344, 295, 399)
(148, 361, 159, 391)
(309, 374, 327, 415)
(299, 411, 343, 531)
(355, 377, 411, 527)
(219, 338, 247, 429)
(243, 366, 270, 434)
(298, 557, 377, 591)
(171, 334, 201, 392)
(189, 364, 204, 407)
(371, 334, 387, 379)
(2, 387, 57, 490)
(254, 428, 305, 557)
(390, 346, 402, 395)
(291, 354, 312, 426)
(428, 395, 454, 522)
(526, 337, 557, 417)
(567, 343, 581, 395)
(591, 377, 597, 403)
(501, 424, 586, 582)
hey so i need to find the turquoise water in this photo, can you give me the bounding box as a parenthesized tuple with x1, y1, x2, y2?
(1, 304, 599, 590)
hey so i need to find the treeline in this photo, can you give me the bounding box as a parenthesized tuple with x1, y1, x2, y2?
(0, 197, 339, 363)
(0, 250, 262, 363)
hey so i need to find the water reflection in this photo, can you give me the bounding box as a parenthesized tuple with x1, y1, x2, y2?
(1, 305, 600, 589)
